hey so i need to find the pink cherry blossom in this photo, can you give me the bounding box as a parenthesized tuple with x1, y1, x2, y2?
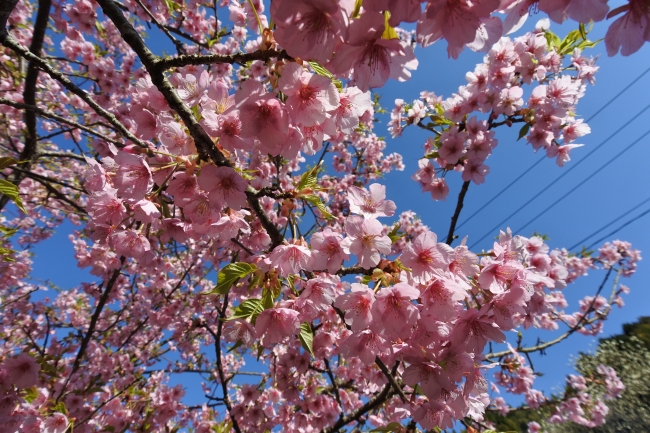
(255, 308, 300, 345)
(330, 13, 418, 91)
(331, 86, 373, 134)
(268, 243, 312, 276)
(197, 165, 248, 210)
(310, 228, 349, 274)
(401, 231, 453, 281)
(278, 63, 340, 127)
(371, 283, 420, 340)
(113, 151, 153, 201)
(340, 216, 392, 269)
(43, 413, 69, 433)
(272, 0, 351, 64)
(334, 283, 375, 332)
(175, 70, 209, 107)
(2, 353, 39, 389)
(223, 319, 257, 346)
(605, 0, 650, 56)
(236, 81, 289, 151)
(347, 183, 396, 219)
(339, 329, 389, 365)
(110, 230, 152, 262)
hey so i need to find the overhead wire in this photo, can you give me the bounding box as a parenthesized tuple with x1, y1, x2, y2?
(569, 195, 650, 250)
(586, 207, 650, 250)
(457, 64, 650, 231)
(514, 127, 650, 234)
(469, 102, 650, 249)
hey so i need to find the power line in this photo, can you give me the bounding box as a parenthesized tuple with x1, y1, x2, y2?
(587, 207, 650, 250)
(469, 102, 650, 249)
(514, 128, 650, 234)
(457, 64, 650, 231)
(569, 195, 650, 250)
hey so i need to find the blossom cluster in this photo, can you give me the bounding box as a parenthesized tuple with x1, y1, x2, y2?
(396, 20, 597, 200)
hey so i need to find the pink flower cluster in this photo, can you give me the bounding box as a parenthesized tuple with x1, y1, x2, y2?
(397, 22, 597, 200)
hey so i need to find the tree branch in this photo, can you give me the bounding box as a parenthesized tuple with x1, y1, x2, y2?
(57, 260, 124, 401)
(485, 267, 617, 360)
(0, 0, 50, 212)
(0, 98, 125, 146)
(445, 180, 470, 246)
(0, 34, 147, 148)
(94, 0, 284, 248)
(157, 49, 291, 70)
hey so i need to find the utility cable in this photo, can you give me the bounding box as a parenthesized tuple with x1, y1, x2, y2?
(457, 64, 650, 231)
(514, 127, 650, 234)
(569, 195, 650, 250)
(587, 207, 650, 250)
(469, 102, 650, 249)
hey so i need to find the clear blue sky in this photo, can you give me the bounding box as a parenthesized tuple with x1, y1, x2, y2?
(24, 3, 650, 412)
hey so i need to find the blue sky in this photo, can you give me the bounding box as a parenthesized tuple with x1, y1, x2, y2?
(22, 4, 650, 415)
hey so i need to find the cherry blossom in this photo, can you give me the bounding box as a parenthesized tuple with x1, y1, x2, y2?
(340, 216, 392, 269)
(347, 183, 396, 219)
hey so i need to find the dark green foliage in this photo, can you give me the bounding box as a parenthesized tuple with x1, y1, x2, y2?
(491, 317, 650, 433)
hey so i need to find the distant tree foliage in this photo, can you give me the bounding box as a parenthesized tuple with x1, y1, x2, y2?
(490, 316, 650, 433)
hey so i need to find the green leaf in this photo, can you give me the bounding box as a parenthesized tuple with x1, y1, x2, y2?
(303, 195, 335, 220)
(306, 62, 342, 90)
(227, 339, 244, 353)
(297, 161, 323, 191)
(94, 20, 106, 34)
(579, 22, 588, 40)
(0, 247, 16, 262)
(22, 387, 39, 403)
(52, 401, 68, 415)
(262, 287, 275, 309)
(307, 61, 334, 79)
(517, 123, 531, 141)
(370, 422, 404, 432)
(351, 0, 362, 18)
(299, 322, 315, 357)
(0, 225, 18, 237)
(0, 179, 26, 213)
(228, 299, 264, 321)
(381, 12, 399, 40)
(205, 262, 257, 295)
(544, 30, 561, 49)
(387, 223, 404, 244)
(0, 157, 19, 170)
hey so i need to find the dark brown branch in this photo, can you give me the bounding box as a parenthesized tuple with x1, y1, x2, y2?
(323, 358, 344, 413)
(336, 265, 373, 277)
(0, 98, 125, 146)
(27, 176, 88, 214)
(0, 34, 147, 148)
(203, 301, 243, 433)
(0, 0, 50, 212)
(445, 180, 470, 246)
(11, 165, 86, 193)
(37, 151, 86, 161)
(163, 25, 210, 49)
(322, 366, 398, 433)
(157, 49, 291, 70)
(133, 0, 186, 55)
(485, 267, 617, 360)
(0, 0, 19, 35)
(57, 260, 124, 401)
(375, 358, 407, 402)
(70, 377, 143, 430)
(95, 0, 284, 249)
